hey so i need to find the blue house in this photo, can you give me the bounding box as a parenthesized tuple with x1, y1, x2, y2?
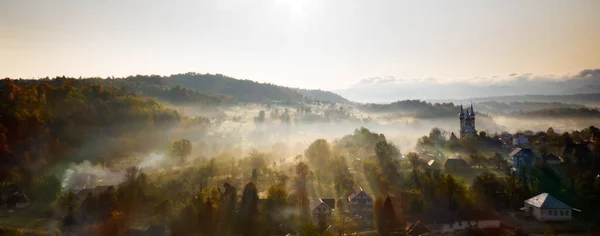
(509, 148, 534, 169)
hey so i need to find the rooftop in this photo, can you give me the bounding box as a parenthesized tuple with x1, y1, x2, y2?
(348, 187, 370, 201)
(509, 148, 533, 157)
(524, 193, 571, 209)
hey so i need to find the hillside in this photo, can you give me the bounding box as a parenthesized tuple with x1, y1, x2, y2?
(295, 88, 351, 103)
(11, 74, 352, 105)
(168, 73, 350, 104)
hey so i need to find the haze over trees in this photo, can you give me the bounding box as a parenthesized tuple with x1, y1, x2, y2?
(1, 73, 600, 235)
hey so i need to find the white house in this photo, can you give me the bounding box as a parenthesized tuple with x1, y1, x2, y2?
(310, 198, 335, 228)
(523, 193, 575, 221)
(513, 132, 529, 146)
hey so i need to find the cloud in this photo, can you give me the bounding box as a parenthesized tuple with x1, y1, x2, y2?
(339, 68, 600, 102)
(577, 69, 600, 78)
(359, 76, 399, 84)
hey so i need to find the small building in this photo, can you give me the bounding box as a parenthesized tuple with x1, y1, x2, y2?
(535, 154, 561, 165)
(512, 132, 529, 146)
(93, 185, 114, 194)
(347, 188, 373, 213)
(560, 143, 590, 163)
(500, 132, 513, 144)
(443, 158, 470, 172)
(523, 193, 576, 221)
(310, 198, 335, 228)
(414, 209, 500, 234)
(509, 148, 534, 169)
(124, 229, 146, 236)
(145, 224, 170, 236)
(6, 192, 29, 208)
(76, 188, 93, 200)
(426, 160, 441, 169)
(405, 220, 432, 236)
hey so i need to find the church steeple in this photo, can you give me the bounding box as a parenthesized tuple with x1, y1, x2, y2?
(459, 103, 465, 117)
(470, 103, 475, 116)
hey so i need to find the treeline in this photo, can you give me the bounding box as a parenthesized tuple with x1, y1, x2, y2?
(475, 101, 584, 114)
(295, 88, 351, 104)
(471, 93, 600, 106)
(9, 73, 353, 106)
(361, 100, 472, 118)
(0, 78, 181, 191)
(12, 75, 232, 106)
(170, 73, 347, 104)
(507, 107, 600, 118)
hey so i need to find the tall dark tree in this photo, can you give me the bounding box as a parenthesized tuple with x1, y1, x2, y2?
(172, 139, 192, 163)
(238, 182, 260, 236)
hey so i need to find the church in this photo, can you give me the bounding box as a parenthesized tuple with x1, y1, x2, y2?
(459, 103, 477, 138)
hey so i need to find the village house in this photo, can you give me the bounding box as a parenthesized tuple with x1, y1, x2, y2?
(426, 160, 441, 170)
(405, 221, 432, 236)
(535, 154, 561, 165)
(310, 198, 336, 228)
(347, 188, 373, 213)
(500, 132, 513, 145)
(512, 132, 529, 146)
(414, 209, 501, 234)
(522, 193, 578, 221)
(76, 185, 115, 202)
(125, 224, 170, 236)
(509, 148, 534, 169)
(6, 192, 29, 208)
(560, 143, 590, 163)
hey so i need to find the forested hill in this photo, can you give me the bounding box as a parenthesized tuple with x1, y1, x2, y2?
(295, 88, 351, 103)
(168, 73, 302, 104)
(12, 73, 352, 105)
(0, 78, 181, 183)
(168, 73, 350, 104)
(360, 100, 466, 118)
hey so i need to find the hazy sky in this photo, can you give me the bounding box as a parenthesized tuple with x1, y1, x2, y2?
(1, 0, 599, 89)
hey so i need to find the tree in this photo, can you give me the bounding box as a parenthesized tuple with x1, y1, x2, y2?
(490, 152, 506, 170)
(280, 108, 291, 123)
(443, 174, 457, 210)
(304, 139, 332, 169)
(374, 195, 398, 235)
(254, 110, 266, 124)
(172, 139, 192, 163)
(238, 182, 260, 236)
(471, 172, 507, 209)
(290, 162, 313, 220)
(59, 191, 79, 214)
(33, 175, 61, 204)
(406, 152, 420, 169)
(154, 197, 172, 223)
(264, 183, 288, 235)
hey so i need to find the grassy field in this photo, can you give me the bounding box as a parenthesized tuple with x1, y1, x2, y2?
(0, 209, 58, 235)
(450, 167, 507, 186)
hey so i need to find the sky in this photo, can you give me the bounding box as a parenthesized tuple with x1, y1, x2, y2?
(1, 0, 599, 90)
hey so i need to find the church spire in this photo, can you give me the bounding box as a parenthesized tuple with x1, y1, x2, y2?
(470, 102, 475, 116)
(459, 102, 465, 117)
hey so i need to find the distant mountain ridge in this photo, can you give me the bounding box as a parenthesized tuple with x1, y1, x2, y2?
(295, 88, 351, 103)
(8, 73, 352, 105)
(167, 73, 350, 104)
